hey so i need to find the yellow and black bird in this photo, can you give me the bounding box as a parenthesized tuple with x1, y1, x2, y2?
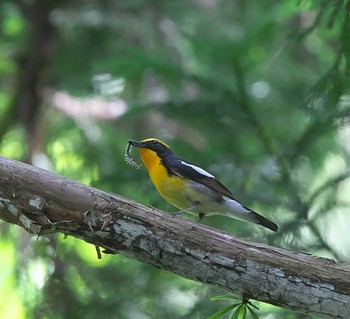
(128, 138, 278, 232)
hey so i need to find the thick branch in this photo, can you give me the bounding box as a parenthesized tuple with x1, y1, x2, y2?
(0, 156, 349, 318)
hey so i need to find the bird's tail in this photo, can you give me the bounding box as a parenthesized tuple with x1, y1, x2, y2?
(248, 210, 278, 232)
(223, 198, 278, 232)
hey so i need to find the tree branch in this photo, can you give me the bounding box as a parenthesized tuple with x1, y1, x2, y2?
(0, 156, 349, 318)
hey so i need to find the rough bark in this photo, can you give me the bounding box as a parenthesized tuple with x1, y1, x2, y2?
(0, 155, 349, 318)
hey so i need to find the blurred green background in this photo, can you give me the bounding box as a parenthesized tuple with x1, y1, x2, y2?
(1, 0, 350, 318)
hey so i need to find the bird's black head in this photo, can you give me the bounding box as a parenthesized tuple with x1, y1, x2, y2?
(128, 138, 173, 158)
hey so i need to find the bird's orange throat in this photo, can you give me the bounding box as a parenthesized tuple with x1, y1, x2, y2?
(138, 148, 161, 172)
(137, 148, 170, 189)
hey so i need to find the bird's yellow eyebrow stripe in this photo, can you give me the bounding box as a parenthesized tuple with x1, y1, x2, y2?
(140, 138, 170, 148)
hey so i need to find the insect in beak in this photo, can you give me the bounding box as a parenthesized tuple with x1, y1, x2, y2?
(124, 140, 142, 169)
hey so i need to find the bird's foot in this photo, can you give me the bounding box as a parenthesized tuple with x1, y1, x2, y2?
(198, 213, 205, 222)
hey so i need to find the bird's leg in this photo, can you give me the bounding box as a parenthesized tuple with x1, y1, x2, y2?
(198, 213, 205, 221)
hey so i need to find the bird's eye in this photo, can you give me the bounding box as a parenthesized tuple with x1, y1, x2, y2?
(151, 140, 159, 146)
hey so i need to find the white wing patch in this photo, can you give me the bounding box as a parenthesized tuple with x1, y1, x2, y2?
(180, 161, 215, 178)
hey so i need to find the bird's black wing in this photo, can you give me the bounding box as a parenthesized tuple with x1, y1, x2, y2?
(164, 157, 234, 199)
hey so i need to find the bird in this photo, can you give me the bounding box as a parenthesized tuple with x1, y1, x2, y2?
(127, 138, 278, 232)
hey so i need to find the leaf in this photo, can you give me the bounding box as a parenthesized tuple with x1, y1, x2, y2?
(210, 294, 241, 301)
(246, 300, 260, 310)
(231, 304, 243, 319)
(206, 303, 241, 319)
(247, 305, 260, 319)
(240, 305, 247, 319)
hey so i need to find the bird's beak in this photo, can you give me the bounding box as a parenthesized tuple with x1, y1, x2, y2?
(128, 139, 143, 148)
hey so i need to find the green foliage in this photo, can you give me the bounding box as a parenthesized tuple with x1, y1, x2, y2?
(207, 295, 260, 319)
(1, 0, 350, 318)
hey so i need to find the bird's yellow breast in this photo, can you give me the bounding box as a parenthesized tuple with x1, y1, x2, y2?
(138, 148, 188, 209)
